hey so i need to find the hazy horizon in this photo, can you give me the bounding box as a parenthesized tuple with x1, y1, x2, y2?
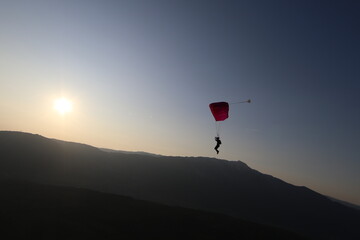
(1, 1, 359, 205)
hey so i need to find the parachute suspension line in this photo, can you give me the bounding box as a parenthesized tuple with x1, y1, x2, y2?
(229, 99, 251, 105)
(215, 122, 221, 137)
(209, 101, 229, 137)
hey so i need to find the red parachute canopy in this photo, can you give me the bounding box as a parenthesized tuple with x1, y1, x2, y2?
(209, 102, 229, 121)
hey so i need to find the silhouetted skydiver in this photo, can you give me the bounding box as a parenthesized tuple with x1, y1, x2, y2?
(214, 136, 222, 154)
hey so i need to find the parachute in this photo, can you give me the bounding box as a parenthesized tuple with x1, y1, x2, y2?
(209, 100, 250, 137)
(209, 102, 229, 121)
(209, 102, 229, 137)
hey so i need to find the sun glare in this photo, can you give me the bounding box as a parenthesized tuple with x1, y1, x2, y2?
(54, 98, 73, 115)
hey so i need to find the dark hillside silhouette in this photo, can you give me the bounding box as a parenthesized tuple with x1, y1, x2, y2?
(0, 131, 359, 239)
(0, 179, 305, 240)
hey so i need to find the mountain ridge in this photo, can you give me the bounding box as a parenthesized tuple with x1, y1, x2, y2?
(0, 131, 359, 239)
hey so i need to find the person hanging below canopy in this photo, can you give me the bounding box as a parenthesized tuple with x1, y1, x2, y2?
(209, 99, 250, 154)
(214, 136, 222, 154)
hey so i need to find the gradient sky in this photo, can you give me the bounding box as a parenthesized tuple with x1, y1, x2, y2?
(1, 0, 359, 205)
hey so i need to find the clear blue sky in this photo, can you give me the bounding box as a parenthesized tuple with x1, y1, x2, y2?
(1, 0, 359, 205)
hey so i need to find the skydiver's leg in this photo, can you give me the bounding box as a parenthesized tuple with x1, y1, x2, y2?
(214, 144, 220, 154)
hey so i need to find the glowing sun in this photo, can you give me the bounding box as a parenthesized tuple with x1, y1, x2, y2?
(53, 98, 73, 115)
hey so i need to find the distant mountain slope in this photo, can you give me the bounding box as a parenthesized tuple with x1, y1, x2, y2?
(327, 196, 360, 211)
(0, 179, 305, 240)
(0, 131, 359, 239)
